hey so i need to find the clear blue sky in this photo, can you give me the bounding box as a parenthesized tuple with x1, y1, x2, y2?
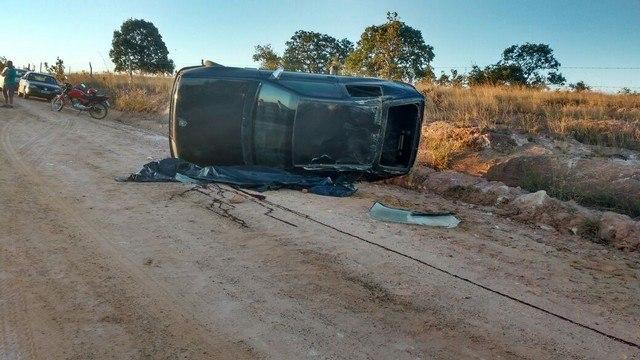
(3, 0, 639, 90)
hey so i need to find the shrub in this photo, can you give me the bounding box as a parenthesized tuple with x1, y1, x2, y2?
(67, 73, 172, 113)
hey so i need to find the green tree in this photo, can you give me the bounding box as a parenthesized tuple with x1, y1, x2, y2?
(345, 12, 434, 81)
(280, 30, 353, 73)
(500, 43, 565, 86)
(569, 81, 590, 92)
(109, 19, 174, 75)
(435, 69, 466, 87)
(46, 57, 66, 81)
(252, 44, 282, 70)
(619, 87, 638, 95)
(467, 64, 527, 86)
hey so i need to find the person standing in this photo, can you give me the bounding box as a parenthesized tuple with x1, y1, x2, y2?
(1, 60, 17, 108)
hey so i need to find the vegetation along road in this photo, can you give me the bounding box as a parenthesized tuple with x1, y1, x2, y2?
(1, 98, 639, 359)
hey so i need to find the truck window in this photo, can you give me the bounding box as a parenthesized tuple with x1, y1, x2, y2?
(253, 83, 298, 166)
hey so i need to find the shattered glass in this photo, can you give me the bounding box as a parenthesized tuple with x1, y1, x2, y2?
(369, 202, 460, 228)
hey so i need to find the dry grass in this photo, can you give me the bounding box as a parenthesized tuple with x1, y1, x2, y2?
(61, 73, 640, 217)
(417, 83, 640, 150)
(63, 73, 640, 152)
(412, 85, 640, 217)
(417, 122, 484, 169)
(67, 73, 172, 113)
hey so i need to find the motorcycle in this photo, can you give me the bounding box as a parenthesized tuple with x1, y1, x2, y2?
(51, 83, 110, 119)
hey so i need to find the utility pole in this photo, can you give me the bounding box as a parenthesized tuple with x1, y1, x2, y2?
(39, 62, 42, 72)
(89, 62, 93, 77)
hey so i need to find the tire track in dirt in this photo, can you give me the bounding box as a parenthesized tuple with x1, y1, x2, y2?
(0, 111, 16, 360)
(0, 113, 259, 359)
(6, 100, 640, 356)
(23, 120, 75, 163)
(0, 115, 77, 360)
(0, 269, 21, 360)
(0, 246, 68, 360)
(12, 106, 76, 166)
(0, 111, 39, 360)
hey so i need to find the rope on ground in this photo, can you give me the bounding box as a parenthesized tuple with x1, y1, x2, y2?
(246, 192, 640, 350)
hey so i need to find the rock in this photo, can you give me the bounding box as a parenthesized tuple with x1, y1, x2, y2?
(539, 224, 554, 231)
(510, 133, 529, 147)
(425, 170, 478, 193)
(475, 181, 524, 198)
(228, 194, 246, 204)
(513, 190, 551, 210)
(598, 212, 640, 251)
(496, 195, 510, 206)
(482, 132, 517, 153)
(485, 155, 561, 188)
(552, 212, 572, 223)
(385, 167, 435, 189)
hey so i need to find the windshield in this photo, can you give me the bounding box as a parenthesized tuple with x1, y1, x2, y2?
(28, 74, 57, 84)
(293, 100, 381, 167)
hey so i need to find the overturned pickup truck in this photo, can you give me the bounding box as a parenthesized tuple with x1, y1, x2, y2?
(169, 64, 424, 178)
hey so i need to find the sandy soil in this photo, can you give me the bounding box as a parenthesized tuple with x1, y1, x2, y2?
(0, 98, 639, 359)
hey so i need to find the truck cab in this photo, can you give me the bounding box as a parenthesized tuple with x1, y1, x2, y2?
(170, 65, 424, 177)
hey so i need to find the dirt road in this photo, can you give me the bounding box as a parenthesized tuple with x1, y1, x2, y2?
(1, 98, 639, 359)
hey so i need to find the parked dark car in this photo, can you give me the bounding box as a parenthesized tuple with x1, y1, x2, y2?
(18, 72, 62, 100)
(14, 68, 27, 81)
(169, 64, 424, 178)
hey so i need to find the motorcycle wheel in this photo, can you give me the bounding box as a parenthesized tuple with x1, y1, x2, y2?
(89, 103, 108, 119)
(51, 96, 64, 111)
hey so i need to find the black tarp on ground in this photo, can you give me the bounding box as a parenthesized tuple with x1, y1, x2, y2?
(119, 158, 356, 197)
